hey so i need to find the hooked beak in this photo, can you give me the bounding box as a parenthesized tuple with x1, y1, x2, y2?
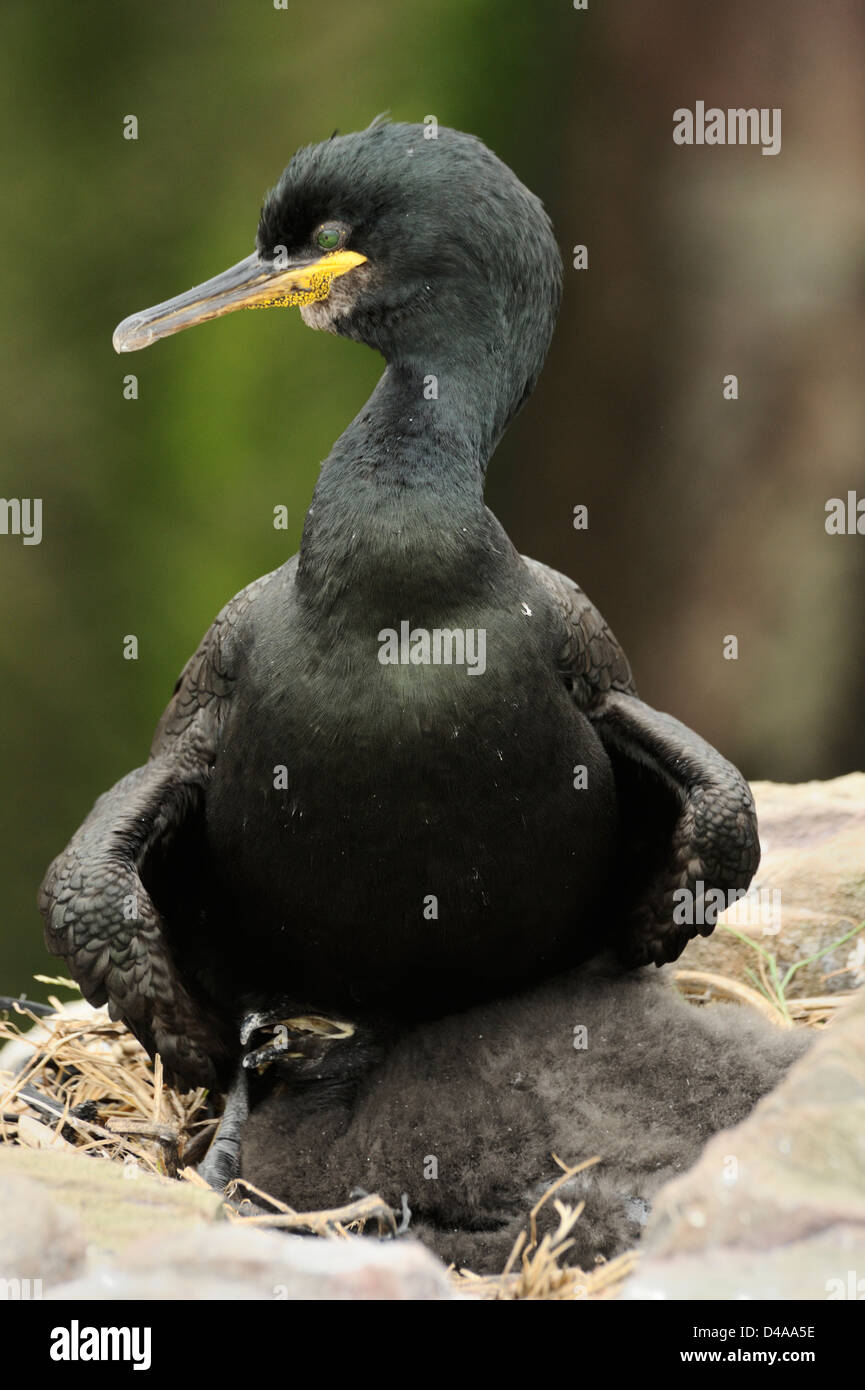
(112, 247, 367, 353)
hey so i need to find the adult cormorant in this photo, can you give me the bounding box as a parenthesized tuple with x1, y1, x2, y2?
(39, 120, 759, 1089)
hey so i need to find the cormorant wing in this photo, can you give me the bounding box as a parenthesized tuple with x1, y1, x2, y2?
(38, 570, 278, 1088)
(523, 556, 760, 966)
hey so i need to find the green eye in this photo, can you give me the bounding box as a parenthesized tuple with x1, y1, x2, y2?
(316, 226, 341, 251)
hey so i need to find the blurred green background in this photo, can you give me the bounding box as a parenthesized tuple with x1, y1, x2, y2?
(2, 0, 864, 994)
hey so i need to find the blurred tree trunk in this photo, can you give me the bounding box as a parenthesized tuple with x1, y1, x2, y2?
(493, 0, 865, 781)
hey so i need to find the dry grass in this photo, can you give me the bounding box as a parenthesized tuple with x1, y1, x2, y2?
(1, 968, 858, 1301)
(454, 1154, 639, 1300)
(0, 984, 211, 1177)
(672, 968, 852, 1030)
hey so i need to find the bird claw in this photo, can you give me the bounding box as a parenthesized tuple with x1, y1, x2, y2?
(239, 1009, 356, 1074)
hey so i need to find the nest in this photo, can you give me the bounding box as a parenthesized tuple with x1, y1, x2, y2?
(0, 970, 855, 1301)
(0, 983, 211, 1177)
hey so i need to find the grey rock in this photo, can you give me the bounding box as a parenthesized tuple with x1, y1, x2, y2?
(623, 985, 865, 1299)
(51, 1225, 453, 1300)
(683, 774, 865, 995)
(625, 1224, 865, 1301)
(0, 1146, 223, 1268)
(0, 1170, 86, 1288)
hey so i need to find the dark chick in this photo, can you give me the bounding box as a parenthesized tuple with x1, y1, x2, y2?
(238, 961, 810, 1274)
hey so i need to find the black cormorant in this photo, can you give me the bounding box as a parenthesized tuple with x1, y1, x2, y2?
(39, 120, 759, 1089)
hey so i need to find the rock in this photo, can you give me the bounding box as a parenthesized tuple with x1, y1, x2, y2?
(623, 985, 865, 1299)
(0, 1148, 452, 1299)
(682, 773, 865, 995)
(0, 1147, 224, 1264)
(0, 1169, 86, 1288)
(51, 1226, 453, 1300)
(624, 1225, 865, 1301)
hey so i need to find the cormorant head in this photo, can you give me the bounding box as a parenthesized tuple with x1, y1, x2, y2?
(113, 119, 562, 408)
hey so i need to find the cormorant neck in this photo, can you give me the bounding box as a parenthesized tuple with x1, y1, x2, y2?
(296, 349, 510, 608)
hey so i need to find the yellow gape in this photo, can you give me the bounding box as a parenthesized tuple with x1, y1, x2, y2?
(254, 249, 366, 309)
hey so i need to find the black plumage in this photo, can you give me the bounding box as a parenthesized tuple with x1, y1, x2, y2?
(39, 120, 760, 1089)
(237, 962, 810, 1273)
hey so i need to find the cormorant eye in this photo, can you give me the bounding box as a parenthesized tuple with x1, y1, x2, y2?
(316, 225, 342, 251)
